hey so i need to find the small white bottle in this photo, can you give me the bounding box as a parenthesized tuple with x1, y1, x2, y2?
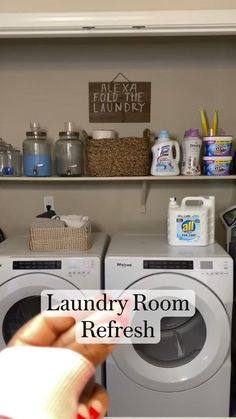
(181, 129, 202, 176)
(151, 130, 180, 176)
(167, 197, 179, 241)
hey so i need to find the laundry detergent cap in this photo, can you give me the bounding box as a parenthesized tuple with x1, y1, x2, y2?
(184, 128, 200, 138)
(158, 130, 170, 139)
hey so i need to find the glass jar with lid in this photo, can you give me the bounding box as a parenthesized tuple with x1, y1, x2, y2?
(23, 122, 52, 176)
(2, 144, 21, 176)
(55, 122, 83, 176)
(0, 140, 7, 176)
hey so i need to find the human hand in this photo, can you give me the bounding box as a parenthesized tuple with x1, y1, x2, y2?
(1, 313, 116, 419)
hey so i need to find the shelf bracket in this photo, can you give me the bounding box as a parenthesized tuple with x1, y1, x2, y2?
(140, 180, 148, 213)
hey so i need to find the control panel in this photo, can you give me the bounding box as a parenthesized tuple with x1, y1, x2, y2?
(13, 261, 61, 270)
(143, 260, 193, 270)
(67, 259, 97, 278)
(142, 258, 231, 278)
(11, 258, 98, 279)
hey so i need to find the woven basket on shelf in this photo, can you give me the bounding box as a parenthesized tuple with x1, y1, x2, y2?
(85, 129, 151, 177)
(29, 223, 92, 252)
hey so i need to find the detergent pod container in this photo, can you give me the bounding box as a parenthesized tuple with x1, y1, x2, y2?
(151, 130, 180, 176)
(203, 135, 233, 157)
(168, 196, 215, 246)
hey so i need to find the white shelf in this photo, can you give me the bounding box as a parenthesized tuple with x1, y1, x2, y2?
(0, 175, 236, 181)
(1, 175, 234, 213)
(1, 10, 236, 38)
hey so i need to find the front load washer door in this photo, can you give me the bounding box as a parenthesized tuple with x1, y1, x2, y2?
(112, 272, 231, 392)
(0, 273, 78, 347)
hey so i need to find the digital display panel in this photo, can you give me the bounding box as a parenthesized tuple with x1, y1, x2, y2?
(143, 260, 193, 269)
(200, 261, 213, 270)
(13, 261, 62, 270)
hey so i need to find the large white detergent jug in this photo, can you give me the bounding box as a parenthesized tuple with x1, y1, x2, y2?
(168, 196, 215, 246)
(151, 130, 180, 176)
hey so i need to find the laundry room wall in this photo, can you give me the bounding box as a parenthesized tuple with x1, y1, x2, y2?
(0, 35, 236, 247)
(0, 0, 235, 12)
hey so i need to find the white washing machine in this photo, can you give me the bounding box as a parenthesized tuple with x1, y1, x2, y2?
(0, 233, 108, 382)
(105, 234, 233, 417)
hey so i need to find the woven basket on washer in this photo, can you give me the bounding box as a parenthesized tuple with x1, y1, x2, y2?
(85, 129, 151, 177)
(29, 223, 92, 252)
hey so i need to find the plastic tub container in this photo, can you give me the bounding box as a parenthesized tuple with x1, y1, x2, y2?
(203, 156, 232, 176)
(203, 136, 232, 156)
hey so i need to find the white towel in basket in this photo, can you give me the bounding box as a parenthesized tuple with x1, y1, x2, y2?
(52, 215, 89, 228)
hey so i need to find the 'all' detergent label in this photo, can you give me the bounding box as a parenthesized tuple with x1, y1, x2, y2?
(176, 214, 200, 242)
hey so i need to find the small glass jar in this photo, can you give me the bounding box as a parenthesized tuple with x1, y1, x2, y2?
(55, 122, 83, 176)
(0, 144, 7, 176)
(2, 144, 21, 176)
(23, 122, 52, 177)
(12, 147, 21, 176)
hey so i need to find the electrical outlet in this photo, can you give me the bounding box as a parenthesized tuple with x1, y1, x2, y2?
(44, 196, 54, 212)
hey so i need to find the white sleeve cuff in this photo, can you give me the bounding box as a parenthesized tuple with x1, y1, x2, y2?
(0, 347, 95, 419)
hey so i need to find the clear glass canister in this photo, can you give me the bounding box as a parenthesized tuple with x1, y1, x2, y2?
(55, 122, 83, 176)
(23, 122, 52, 176)
(2, 144, 21, 176)
(0, 143, 7, 176)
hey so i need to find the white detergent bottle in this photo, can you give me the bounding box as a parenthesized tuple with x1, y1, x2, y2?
(181, 196, 215, 244)
(181, 128, 202, 176)
(168, 196, 209, 246)
(151, 130, 180, 176)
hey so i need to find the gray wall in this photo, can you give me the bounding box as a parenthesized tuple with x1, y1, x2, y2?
(0, 36, 236, 247)
(0, 0, 236, 12)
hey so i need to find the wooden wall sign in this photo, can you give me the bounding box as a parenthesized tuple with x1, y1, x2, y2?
(89, 81, 151, 123)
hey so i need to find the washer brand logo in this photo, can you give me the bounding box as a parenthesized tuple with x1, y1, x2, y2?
(117, 262, 132, 268)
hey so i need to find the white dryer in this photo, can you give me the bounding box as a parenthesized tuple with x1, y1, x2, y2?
(105, 234, 233, 417)
(0, 233, 108, 381)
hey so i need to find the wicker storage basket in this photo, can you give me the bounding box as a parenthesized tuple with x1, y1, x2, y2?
(29, 223, 92, 252)
(85, 129, 151, 177)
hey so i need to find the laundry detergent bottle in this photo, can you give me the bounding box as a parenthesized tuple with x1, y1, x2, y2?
(168, 196, 214, 246)
(181, 128, 202, 176)
(151, 130, 180, 176)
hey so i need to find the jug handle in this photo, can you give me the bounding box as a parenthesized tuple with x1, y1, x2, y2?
(182, 196, 206, 207)
(173, 141, 180, 164)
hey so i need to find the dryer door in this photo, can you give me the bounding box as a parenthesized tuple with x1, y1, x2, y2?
(0, 273, 78, 347)
(112, 272, 231, 392)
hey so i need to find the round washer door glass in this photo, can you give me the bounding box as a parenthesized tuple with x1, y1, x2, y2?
(112, 272, 231, 392)
(0, 273, 78, 348)
(3, 295, 41, 344)
(134, 309, 206, 368)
